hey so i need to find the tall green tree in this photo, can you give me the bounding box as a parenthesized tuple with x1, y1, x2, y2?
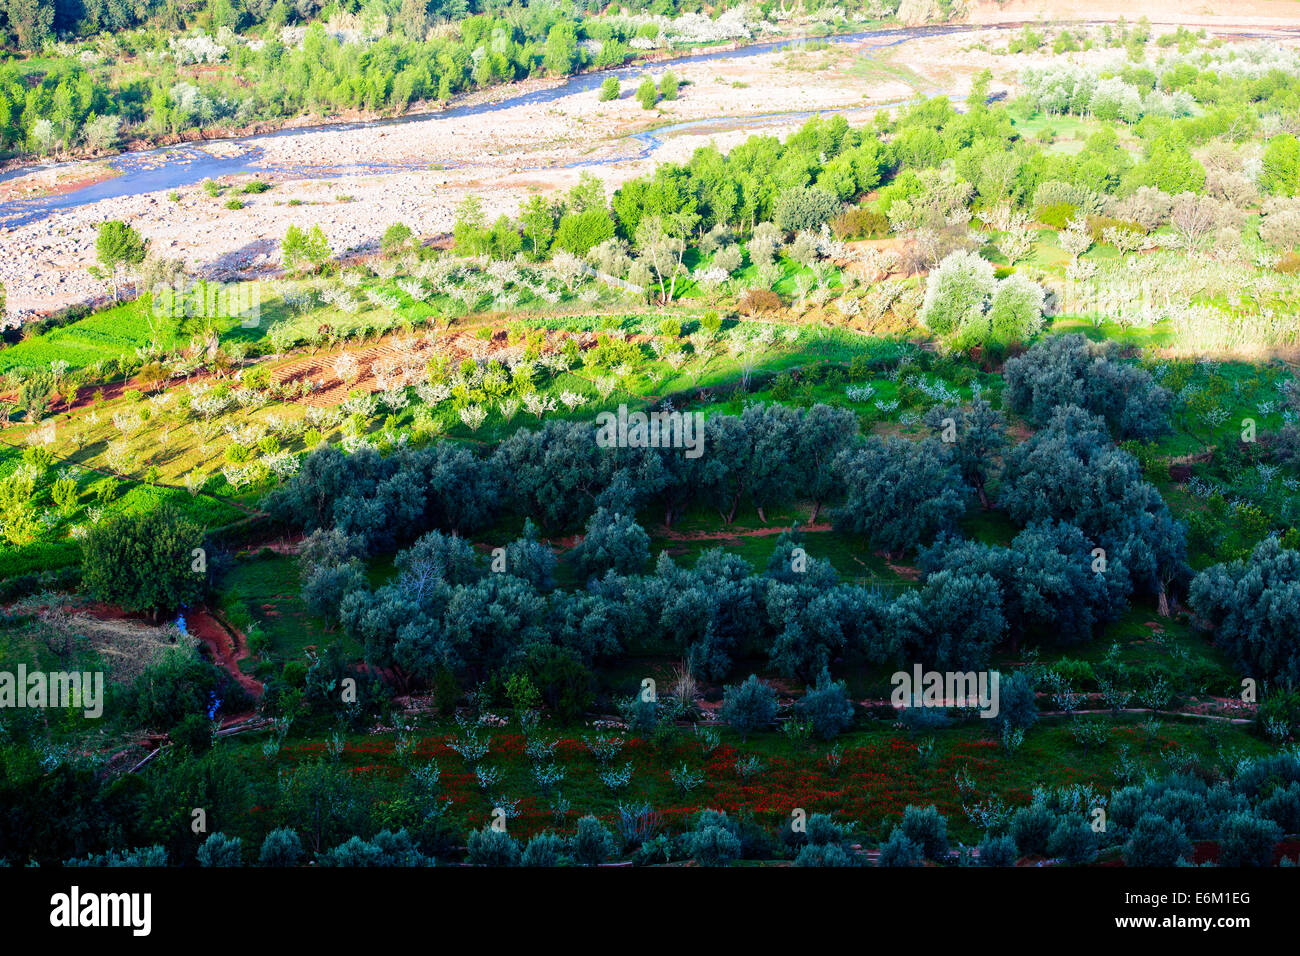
(81, 505, 207, 618)
(95, 220, 148, 301)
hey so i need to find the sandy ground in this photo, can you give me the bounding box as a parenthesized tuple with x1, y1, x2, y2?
(0, 36, 935, 317)
(967, 0, 1300, 27)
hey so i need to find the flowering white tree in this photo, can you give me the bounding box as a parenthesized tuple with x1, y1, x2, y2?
(1059, 215, 1093, 262)
(459, 404, 488, 432)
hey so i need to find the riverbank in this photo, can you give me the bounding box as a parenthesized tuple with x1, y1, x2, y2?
(0, 27, 959, 318)
(0, 21, 890, 179)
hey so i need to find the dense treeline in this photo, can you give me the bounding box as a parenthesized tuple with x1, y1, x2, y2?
(263, 338, 1195, 690)
(0, 0, 904, 156)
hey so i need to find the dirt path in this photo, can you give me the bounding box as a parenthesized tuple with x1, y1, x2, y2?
(657, 521, 833, 541)
(186, 607, 263, 715)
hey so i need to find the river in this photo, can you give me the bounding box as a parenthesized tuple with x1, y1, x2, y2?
(0, 23, 975, 230)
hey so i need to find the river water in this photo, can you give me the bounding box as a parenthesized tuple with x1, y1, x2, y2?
(7, 20, 1291, 232)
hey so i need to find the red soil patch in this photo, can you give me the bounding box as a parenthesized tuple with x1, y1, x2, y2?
(272, 327, 595, 407)
(186, 607, 263, 714)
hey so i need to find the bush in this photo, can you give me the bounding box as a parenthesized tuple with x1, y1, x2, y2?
(170, 712, 214, 755)
(1002, 334, 1171, 441)
(315, 831, 428, 867)
(876, 829, 923, 867)
(773, 185, 842, 232)
(795, 843, 855, 866)
(258, 828, 304, 867)
(995, 670, 1038, 732)
(636, 75, 658, 109)
(81, 505, 207, 616)
(982, 272, 1045, 347)
(897, 704, 952, 731)
(521, 832, 569, 866)
(1048, 818, 1098, 865)
(598, 76, 620, 101)
(719, 675, 778, 739)
(795, 669, 854, 741)
(572, 815, 618, 865)
(574, 508, 650, 577)
(919, 249, 995, 337)
(898, 805, 949, 861)
(737, 288, 782, 315)
(1123, 814, 1192, 866)
(523, 646, 594, 724)
(804, 813, 846, 847)
(196, 832, 243, 867)
(830, 207, 889, 239)
(1009, 802, 1056, 857)
(1258, 782, 1300, 834)
(466, 827, 520, 866)
(381, 222, 414, 254)
(977, 833, 1019, 866)
(688, 821, 742, 866)
(1189, 539, 1300, 688)
(1036, 201, 1077, 229)
(1217, 812, 1282, 867)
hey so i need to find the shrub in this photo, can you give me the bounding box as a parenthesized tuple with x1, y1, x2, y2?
(258, 828, 304, 867)
(876, 829, 923, 867)
(574, 508, 649, 577)
(773, 185, 842, 232)
(1009, 802, 1056, 857)
(795, 669, 855, 741)
(737, 288, 782, 315)
(1087, 214, 1144, 242)
(688, 820, 742, 866)
(977, 833, 1019, 867)
(804, 813, 846, 847)
(1123, 814, 1192, 866)
(1002, 334, 1171, 441)
(636, 75, 658, 109)
(171, 712, 213, 755)
(719, 675, 778, 739)
(381, 222, 414, 254)
(523, 646, 594, 723)
(599, 76, 620, 101)
(982, 272, 1045, 347)
(830, 207, 889, 239)
(572, 815, 618, 865)
(897, 704, 952, 731)
(196, 832, 242, 867)
(833, 436, 967, 556)
(82, 505, 207, 616)
(795, 843, 855, 866)
(1047, 818, 1098, 865)
(899, 805, 949, 861)
(995, 670, 1039, 732)
(919, 249, 995, 336)
(1189, 539, 1300, 687)
(1217, 812, 1282, 867)
(466, 827, 520, 866)
(521, 832, 569, 866)
(1035, 201, 1077, 229)
(1258, 782, 1300, 834)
